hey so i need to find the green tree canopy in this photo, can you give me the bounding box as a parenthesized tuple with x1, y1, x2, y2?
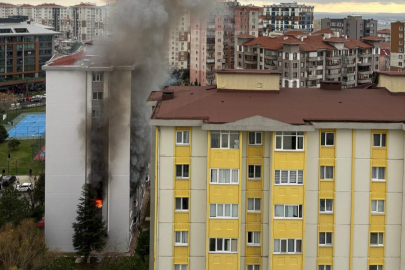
(0, 124, 8, 143)
(0, 185, 32, 227)
(34, 173, 45, 206)
(8, 139, 21, 150)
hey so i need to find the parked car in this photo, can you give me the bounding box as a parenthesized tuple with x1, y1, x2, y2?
(2, 176, 16, 187)
(16, 183, 34, 192)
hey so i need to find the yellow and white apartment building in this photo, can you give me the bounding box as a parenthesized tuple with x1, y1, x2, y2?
(148, 70, 405, 270)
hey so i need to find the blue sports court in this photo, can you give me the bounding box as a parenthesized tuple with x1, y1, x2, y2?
(8, 114, 46, 138)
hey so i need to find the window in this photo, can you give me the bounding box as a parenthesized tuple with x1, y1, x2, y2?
(210, 204, 238, 218)
(209, 238, 238, 253)
(319, 266, 332, 270)
(210, 169, 239, 184)
(320, 166, 334, 180)
(275, 132, 304, 151)
(371, 200, 384, 214)
(247, 266, 260, 270)
(372, 167, 385, 181)
(175, 197, 189, 211)
(273, 239, 302, 253)
(92, 72, 103, 82)
(211, 131, 240, 149)
(369, 266, 383, 270)
(275, 170, 303, 185)
(320, 199, 333, 213)
(373, 133, 386, 147)
(175, 231, 188, 246)
(247, 231, 260, 246)
(174, 265, 187, 270)
(247, 198, 261, 212)
(319, 232, 332, 246)
(274, 205, 303, 218)
(92, 110, 101, 118)
(248, 165, 261, 179)
(248, 132, 262, 145)
(370, 232, 384, 246)
(176, 131, 190, 145)
(92, 92, 103, 100)
(321, 132, 334, 146)
(176, 165, 189, 179)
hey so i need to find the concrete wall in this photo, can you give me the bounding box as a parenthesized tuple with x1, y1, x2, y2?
(216, 73, 280, 91)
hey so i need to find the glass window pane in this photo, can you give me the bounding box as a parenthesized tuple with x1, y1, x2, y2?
(224, 239, 230, 251)
(175, 198, 181, 210)
(326, 133, 334, 145)
(255, 166, 261, 178)
(321, 166, 325, 179)
(219, 169, 230, 183)
(175, 232, 180, 243)
(254, 232, 260, 243)
(248, 232, 252, 243)
(248, 166, 254, 178)
(225, 204, 231, 217)
(379, 233, 383, 244)
(275, 205, 284, 217)
(247, 266, 253, 270)
(373, 134, 380, 146)
(175, 265, 180, 270)
(319, 233, 325, 244)
(217, 238, 223, 251)
(281, 239, 287, 252)
(321, 132, 326, 145)
(248, 199, 253, 210)
(298, 171, 303, 184)
(378, 201, 384, 213)
(210, 204, 216, 217)
(370, 233, 377, 244)
(372, 167, 377, 179)
(230, 133, 239, 149)
(382, 134, 386, 147)
(274, 239, 280, 252)
(231, 170, 238, 183)
(319, 266, 323, 270)
(211, 169, 217, 183)
(255, 199, 261, 211)
(326, 200, 333, 211)
(326, 266, 331, 270)
(221, 133, 229, 148)
(287, 239, 294, 252)
(285, 205, 293, 217)
(320, 199, 325, 212)
(297, 136, 304, 149)
(177, 132, 182, 143)
(296, 240, 302, 252)
(249, 132, 255, 145)
(176, 165, 182, 177)
(183, 232, 188, 243)
(326, 233, 332, 244)
(183, 265, 188, 270)
(209, 239, 215, 251)
(281, 171, 288, 183)
(211, 133, 220, 148)
(276, 136, 282, 149)
(379, 167, 385, 179)
(183, 198, 188, 210)
(232, 204, 238, 217)
(231, 239, 237, 252)
(283, 135, 294, 150)
(256, 132, 262, 144)
(93, 92, 97, 100)
(290, 171, 297, 184)
(183, 165, 189, 178)
(218, 205, 223, 216)
(371, 200, 377, 211)
(275, 170, 280, 184)
(326, 166, 333, 179)
(183, 131, 189, 144)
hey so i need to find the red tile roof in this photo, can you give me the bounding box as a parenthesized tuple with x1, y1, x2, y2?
(0, 2, 15, 7)
(20, 4, 34, 7)
(236, 34, 255, 39)
(279, 36, 303, 45)
(377, 29, 390, 34)
(73, 3, 96, 7)
(299, 35, 336, 51)
(243, 36, 284, 50)
(150, 86, 405, 124)
(36, 3, 63, 7)
(361, 36, 384, 41)
(216, 69, 281, 75)
(324, 37, 349, 43)
(284, 31, 307, 36)
(344, 38, 373, 49)
(48, 51, 85, 66)
(313, 29, 334, 35)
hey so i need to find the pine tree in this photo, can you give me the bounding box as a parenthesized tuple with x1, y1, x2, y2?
(0, 185, 32, 227)
(72, 184, 107, 258)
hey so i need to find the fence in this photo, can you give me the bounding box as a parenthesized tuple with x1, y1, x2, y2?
(1, 102, 45, 125)
(31, 132, 45, 161)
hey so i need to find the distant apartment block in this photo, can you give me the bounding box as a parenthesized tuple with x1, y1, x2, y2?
(166, 10, 190, 71)
(263, 2, 314, 33)
(71, 3, 106, 42)
(377, 29, 390, 42)
(313, 19, 321, 32)
(0, 2, 17, 18)
(190, 1, 264, 86)
(236, 30, 383, 88)
(390, 21, 405, 72)
(321, 16, 377, 39)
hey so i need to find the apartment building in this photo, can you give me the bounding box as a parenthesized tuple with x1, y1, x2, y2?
(236, 30, 383, 88)
(190, 1, 264, 86)
(0, 2, 17, 18)
(380, 42, 390, 71)
(32, 4, 70, 39)
(390, 21, 405, 72)
(166, 10, 190, 71)
(149, 69, 405, 270)
(263, 3, 314, 33)
(0, 17, 58, 91)
(377, 29, 390, 42)
(321, 16, 377, 39)
(70, 3, 106, 42)
(43, 48, 149, 252)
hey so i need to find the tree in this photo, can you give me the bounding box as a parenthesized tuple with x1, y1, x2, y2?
(99, 255, 147, 270)
(34, 173, 45, 206)
(0, 185, 32, 227)
(72, 184, 107, 258)
(42, 257, 78, 270)
(0, 219, 56, 270)
(135, 228, 150, 261)
(0, 124, 8, 143)
(0, 92, 16, 114)
(8, 139, 21, 150)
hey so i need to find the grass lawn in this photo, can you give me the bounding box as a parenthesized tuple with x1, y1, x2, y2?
(0, 139, 44, 176)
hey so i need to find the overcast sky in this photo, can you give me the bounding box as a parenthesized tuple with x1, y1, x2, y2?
(10, 0, 405, 13)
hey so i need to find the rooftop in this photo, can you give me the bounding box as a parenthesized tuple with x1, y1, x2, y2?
(377, 29, 390, 34)
(361, 36, 384, 41)
(0, 21, 59, 36)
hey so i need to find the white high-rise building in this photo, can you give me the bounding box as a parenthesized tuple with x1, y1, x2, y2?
(166, 9, 190, 71)
(0, 2, 17, 18)
(71, 2, 107, 42)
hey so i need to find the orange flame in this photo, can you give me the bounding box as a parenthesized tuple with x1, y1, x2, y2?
(95, 199, 102, 209)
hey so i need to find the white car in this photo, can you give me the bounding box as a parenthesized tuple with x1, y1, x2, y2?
(16, 183, 34, 192)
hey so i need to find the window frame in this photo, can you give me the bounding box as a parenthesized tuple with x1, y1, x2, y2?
(248, 165, 262, 180)
(371, 200, 385, 214)
(247, 231, 261, 246)
(274, 170, 303, 185)
(92, 92, 103, 100)
(273, 238, 302, 254)
(370, 232, 384, 246)
(174, 231, 189, 246)
(247, 198, 261, 212)
(247, 265, 260, 270)
(176, 131, 190, 145)
(175, 197, 189, 212)
(320, 166, 334, 180)
(321, 132, 335, 146)
(369, 266, 383, 270)
(274, 204, 303, 219)
(319, 266, 332, 270)
(371, 167, 386, 181)
(92, 72, 103, 82)
(174, 265, 188, 270)
(275, 131, 305, 151)
(209, 203, 238, 219)
(175, 164, 190, 179)
(208, 238, 238, 253)
(248, 132, 262, 146)
(372, 133, 386, 147)
(320, 199, 334, 214)
(211, 130, 240, 149)
(210, 168, 239, 184)
(319, 232, 333, 246)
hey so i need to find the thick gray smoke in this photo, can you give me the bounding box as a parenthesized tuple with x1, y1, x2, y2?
(87, 0, 215, 189)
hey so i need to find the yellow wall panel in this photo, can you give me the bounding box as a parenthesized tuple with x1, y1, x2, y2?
(173, 257, 188, 265)
(272, 255, 303, 270)
(210, 149, 240, 168)
(320, 147, 335, 159)
(273, 220, 303, 238)
(174, 213, 190, 224)
(369, 247, 385, 257)
(208, 254, 238, 270)
(318, 247, 333, 257)
(246, 190, 263, 198)
(370, 224, 385, 232)
(175, 157, 191, 164)
(175, 189, 190, 197)
(370, 183, 387, 194)
(247, 147, 264, 157)
(317, 257, 333, 265)
(318, 224, 334, 232)
(370, 215, 385, 225)
(209, 220, 239, 238)
(319, 214, 334, 224)
(369, 257, 385, 265)
(247, 180, 262, 190)
(319, 181, 334, 191)
(273, 186, 304, 204)
(274, 152, 305, 170)
(245, 257, 261, 265)
(175, 146, 191, 157)
(210, 185, 239, 203)
(174, 246, 189, 257)
(247, 157, 264, 165)
(319, 158, 335, 166)
(247, 213, 262, 223)
(246, 223, 262, 231)
(371, 148, 387, 160)
(319, 189, 334, 199)
(246, 246, 261, 256)
(175, 179, 190, 190)
(371, 159, 387, 167)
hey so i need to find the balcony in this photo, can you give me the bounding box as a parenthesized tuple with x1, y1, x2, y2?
(325, 73, 341, 79)
(308, 56, 323, 61)
(326, 63, 342, 69)
(358, 60, 372, 66)
(264, 64, 277, 70)
(264, 54, 277, 60)
(326, 55, 340, 60)
(244, 51, 257, 56)
(358, 78, 372, 84)
(358, 69, 372, 75)
(206, 59, 215, 64)
(245, 59, 257, 64)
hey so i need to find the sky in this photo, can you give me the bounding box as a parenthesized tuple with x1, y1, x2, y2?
(9, 0, 405, 13)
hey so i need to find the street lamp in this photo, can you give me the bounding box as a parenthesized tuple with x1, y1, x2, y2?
(7, 153, 10, 174)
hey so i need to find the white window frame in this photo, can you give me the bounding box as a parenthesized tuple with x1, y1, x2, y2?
(210, 168, 239, 184)
(176, 131, 190, 145)
(274, 204, 303, 219)
(174, 265, 188, 270)
(369, 266, 383, 270)
(247, 231, 261, 246)
(248, 132, 262, 146)
(371, 200, 385, 214)
(174, 231, 188, 246)
(211, 130, 240, 149)
(321, 132, 335, 146)
(275, 131, 304, 151)
(92, 92, 103, 100)
(373, 133, 386, 147)
(320, 199, 333, 214)
(320, 166, 334, 180)
(319, 232, 333, 246)
(208, 238, 238, 253)
(273, 238, 302, 254)
(175, 164, 189, 179)
(370, 232, 384, 246)
(210, 204, 238, 218)
(319, 266, 332, 270)
(372, 167, 385, 181)
(247, 198, 261, 212)
(92, 72, 103, 82)
(275, 170, 303, 185)
(248, 165, 262, 180)
(247, 265, 260, 270)
(175, 197, 189, 211)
